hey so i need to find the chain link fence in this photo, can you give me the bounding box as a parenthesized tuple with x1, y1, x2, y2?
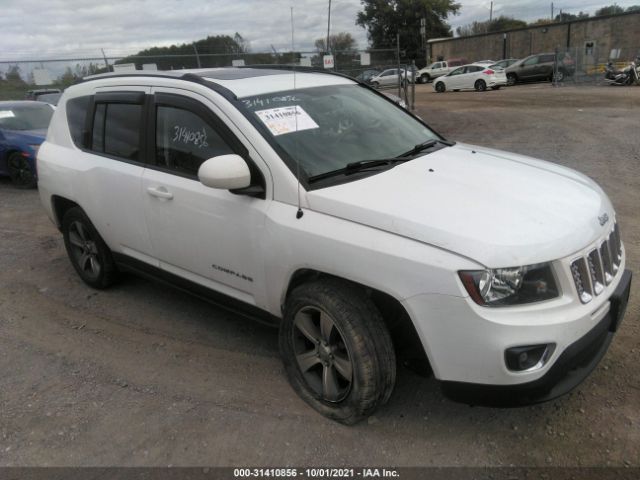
(0, 48, 419, 102)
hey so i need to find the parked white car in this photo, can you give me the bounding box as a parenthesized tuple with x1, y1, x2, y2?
(434, 63, 508, 92)
(37, 67, 631, 424)
(369, 68, 409, 88)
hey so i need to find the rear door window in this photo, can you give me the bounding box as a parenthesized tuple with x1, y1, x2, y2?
(89, 92, 145, 162)
(90, 103, 142, 160)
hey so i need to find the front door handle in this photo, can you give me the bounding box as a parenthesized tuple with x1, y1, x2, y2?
(146, 186, 173, 200)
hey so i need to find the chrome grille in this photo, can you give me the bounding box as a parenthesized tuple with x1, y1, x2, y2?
(570, 222, 622, 304)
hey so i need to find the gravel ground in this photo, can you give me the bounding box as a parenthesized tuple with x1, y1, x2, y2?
(0, 84, 638, 467)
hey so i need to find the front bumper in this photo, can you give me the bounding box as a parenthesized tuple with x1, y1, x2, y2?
(402, 251, 631, 392)
(441, 269, 631, 406)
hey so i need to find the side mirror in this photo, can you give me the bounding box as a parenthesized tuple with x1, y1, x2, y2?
(198, 154, 251, 190)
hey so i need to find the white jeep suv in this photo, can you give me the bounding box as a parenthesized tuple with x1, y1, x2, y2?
(37, 68, 631, 424)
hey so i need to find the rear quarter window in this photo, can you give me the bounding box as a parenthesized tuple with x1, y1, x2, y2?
(66, 96, 90, 148)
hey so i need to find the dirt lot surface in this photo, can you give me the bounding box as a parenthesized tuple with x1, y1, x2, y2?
(0, 84, 639, 467)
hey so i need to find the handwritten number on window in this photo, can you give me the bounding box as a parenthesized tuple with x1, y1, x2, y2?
(172, 125, 209, 148)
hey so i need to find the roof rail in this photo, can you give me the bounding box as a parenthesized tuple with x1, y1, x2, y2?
(76, 70, 237, 100)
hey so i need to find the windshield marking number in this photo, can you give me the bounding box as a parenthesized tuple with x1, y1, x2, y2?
(255, 106, 319, 136)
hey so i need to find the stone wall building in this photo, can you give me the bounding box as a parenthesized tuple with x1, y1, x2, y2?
(428, 11, 640, 70)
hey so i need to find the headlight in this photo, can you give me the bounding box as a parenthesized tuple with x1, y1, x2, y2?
(459, 263, 559, 307)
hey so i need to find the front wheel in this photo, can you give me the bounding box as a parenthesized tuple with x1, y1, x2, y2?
(371, 81, 380, 88)
(474, 79, 487, 92)
(435, 82, 446, 93)
(552, 70, 565, 82)
(280, 279, 396, 424)
(421, 73, 430, 84)
(62, 207, 119, 289)
(7, 152, 36, 189)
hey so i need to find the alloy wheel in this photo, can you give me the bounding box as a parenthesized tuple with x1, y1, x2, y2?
(292, 306, 353, 402)
(68, 220, 102, 279)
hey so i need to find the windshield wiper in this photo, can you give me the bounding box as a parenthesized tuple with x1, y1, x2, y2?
(307, 138, 455, 184)
(308, 158, 410, 184)
(399, 138, 454, 158)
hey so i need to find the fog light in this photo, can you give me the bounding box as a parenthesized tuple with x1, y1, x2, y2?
(505, 344, 555, 372)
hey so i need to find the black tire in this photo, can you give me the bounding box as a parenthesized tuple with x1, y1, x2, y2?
(475, 79, 487, 92)
(435, 82, 446, 93)
(421, 73, 430, 84)
(6, 152, 37, 189)
(62, 207, 118, 289)
(553, 69, 565, 82)
(507, 73, 517, 86)
(371, 81, 380, 88)
(280, 279, 396, 424)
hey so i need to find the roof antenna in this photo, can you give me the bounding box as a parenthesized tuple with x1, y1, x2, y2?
(291, 6, 304, 220)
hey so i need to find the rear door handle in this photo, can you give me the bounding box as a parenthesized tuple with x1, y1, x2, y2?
(146, 186, 173, 200)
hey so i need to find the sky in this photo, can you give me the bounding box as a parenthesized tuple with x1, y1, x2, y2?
(0, 0, 638, 62)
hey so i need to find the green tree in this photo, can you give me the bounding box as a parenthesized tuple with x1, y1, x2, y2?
(627, 5, 640, 12)
(595, 4, 625, 16)
(456, 15, 527, 36)
(57, 67, 77, 88)
(5, 65, 25, 84)
(314, 32, 358, 54)
(356, 0, 461, 64)
(529, 17, 553, 25)
(115, 34, 248, 70)
(554, 11, 589, 22)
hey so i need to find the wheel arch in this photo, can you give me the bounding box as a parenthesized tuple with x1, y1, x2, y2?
(283, 268, 432, 374)
(51, 195, 81, 229)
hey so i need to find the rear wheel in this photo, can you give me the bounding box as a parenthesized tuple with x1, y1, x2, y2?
(6, 152, 36, 189)
(507, 73, 517, 86)
(475, 79, 487, 92)
(62, 207, 118, 289)
(280, 279, 396, 424)
(435, 82, 446, 93)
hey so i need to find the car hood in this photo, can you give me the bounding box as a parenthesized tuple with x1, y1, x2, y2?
(306, 143, 613, 268)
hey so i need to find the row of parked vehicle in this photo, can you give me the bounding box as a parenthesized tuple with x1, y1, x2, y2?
(355, 53, 575, 93)
(415, 53, 577, 92)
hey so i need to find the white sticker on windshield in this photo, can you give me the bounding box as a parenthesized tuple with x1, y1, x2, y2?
(0, 110, 15, 119)
(255, 106, 319, 136)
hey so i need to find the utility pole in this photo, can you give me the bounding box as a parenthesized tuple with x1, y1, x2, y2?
(326, 0, 332, 55)
(551, 2, 554, 20)
(101, 48, 110, 72)
(490, 1, 493, 22)
(192, 44, 201, 68)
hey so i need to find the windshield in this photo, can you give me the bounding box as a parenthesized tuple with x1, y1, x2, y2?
(0, 104, 53, 131)
(240, 84, 439, 179)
